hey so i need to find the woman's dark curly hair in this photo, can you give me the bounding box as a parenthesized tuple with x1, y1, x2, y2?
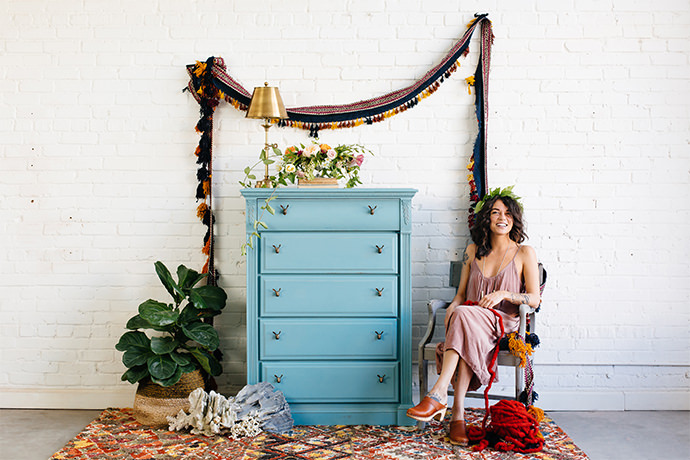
(470, 196, 527, 259)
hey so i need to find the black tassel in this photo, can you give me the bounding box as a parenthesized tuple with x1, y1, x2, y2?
(526, 332, 540, 348)
(197, 166, 209, 182)
(196, 116, 212, 133)
(196, 182, 206, 200)
(203, 229, 210, 244)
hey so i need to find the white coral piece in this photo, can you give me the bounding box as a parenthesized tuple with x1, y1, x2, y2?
(167, 383, 292, 438)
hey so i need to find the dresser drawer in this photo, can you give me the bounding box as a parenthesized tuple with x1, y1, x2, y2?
(261, 361, 399, 402)
(260, 232, 398, 273)
(260, 275, 398, 317)
(259, 198, 400, 231)
(260, 318, 397, 360)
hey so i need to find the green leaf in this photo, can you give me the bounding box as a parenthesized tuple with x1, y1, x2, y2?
(123, 347, 152, 367)
(257, 221, 268, 229)
(244, 166, 251, 175)
(179, 363, 197, 374)
(147, 354, 177, 380)
(264, 204, 275, 215)
(139, 300, 179, 327)
(154, 261, 184, 304)
(125, 315, 151, 330)
(115, 331, 150, 351)
(248, 174, 256, 180)
(182, 322, 219, 350)
(272, 146, 282, 156)
(177, 265, 207, 293)
(150, 336, 178, 355)
(151, 365, 183, 387)
(170, 351, 192, 366)
(189, 285, 227, 311)
(189, 348, 222, 376)
(121, 365, 149, 384)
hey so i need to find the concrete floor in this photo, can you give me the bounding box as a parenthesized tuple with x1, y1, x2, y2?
(1, 409, 689, 459)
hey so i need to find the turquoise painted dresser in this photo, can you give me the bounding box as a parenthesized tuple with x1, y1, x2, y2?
(241, 188, 417, 425)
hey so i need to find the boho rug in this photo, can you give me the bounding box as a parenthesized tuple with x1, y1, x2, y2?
(51, 407, 588, 460)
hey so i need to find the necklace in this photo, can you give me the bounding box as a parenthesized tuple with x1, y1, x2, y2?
(481, 243, 513, 279)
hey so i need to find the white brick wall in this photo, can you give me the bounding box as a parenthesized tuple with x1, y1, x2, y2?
(1, 0, 688, 410)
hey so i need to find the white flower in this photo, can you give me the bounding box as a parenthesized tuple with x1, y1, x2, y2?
(303, 144, 320, 158)
(326, 149, 337, 160)
(285, 164, 296, 173)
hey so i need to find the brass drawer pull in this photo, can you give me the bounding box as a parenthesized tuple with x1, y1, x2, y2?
(376, 245, 384, 254)
(375, 331, 384, 340)
(272, 288, 281, 297)
(377, 374, 386, 383)
(375, 287, 384, 297)
(273, 244, 281, 254)
(272, 330, 281, 340)
(368, 205, 377, 215)
(274, 374, 283, 383)
(280, 204, 289, 215)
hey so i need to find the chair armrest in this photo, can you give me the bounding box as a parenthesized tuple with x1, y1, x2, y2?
(418, 299, 450, 351)
(518, 303, 537, 337)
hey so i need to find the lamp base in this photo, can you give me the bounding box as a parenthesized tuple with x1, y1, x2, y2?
(254, 178, 273, 188)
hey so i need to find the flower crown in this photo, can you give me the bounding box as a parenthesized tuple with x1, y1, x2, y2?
(474, 185, 523, 214)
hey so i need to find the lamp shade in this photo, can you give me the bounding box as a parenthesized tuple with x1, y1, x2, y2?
(246, 82, 288, 120)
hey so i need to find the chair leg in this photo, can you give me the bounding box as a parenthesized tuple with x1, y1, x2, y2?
(417, 359, 429, 430)
(515, 362, 524, 400)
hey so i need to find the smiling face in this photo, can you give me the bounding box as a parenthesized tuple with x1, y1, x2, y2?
(489, 199, 514, 236)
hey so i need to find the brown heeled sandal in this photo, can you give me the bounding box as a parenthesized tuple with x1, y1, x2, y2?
(406, 395, 447, 422)
(449, 420, 469, 446)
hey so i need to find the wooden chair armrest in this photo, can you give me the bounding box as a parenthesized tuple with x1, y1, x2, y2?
(518, 303, 537, 337)
(418, 299, 450, 351)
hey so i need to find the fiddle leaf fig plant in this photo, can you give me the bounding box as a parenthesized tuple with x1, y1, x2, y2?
(116, 261, 227, 387)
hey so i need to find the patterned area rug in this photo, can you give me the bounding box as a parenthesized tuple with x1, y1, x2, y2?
(51, 408, 588, 459)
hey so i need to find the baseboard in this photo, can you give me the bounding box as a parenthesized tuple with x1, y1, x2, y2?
(2, 387, 688, 411)
(0, 388, 136, 410)
(533, 390, 690, 411)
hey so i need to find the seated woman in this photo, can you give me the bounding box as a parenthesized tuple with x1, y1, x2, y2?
(406, 187, 541, 445)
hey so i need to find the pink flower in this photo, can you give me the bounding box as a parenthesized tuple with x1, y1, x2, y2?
(354, 154, 364, 166)
(326, 149, 337, 160)
(296, 171, 305, 178)
(303, 144, 320, 158)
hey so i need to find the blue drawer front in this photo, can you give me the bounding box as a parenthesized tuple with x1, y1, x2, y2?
(261, 361, 399, 402)
(261, 232, 398, 273)
(259, 198, 400, 231)
(260, 275, 398, 317)
(260, 318, 397, 360)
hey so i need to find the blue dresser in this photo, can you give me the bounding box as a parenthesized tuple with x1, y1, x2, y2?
(241, 188, 417, 425)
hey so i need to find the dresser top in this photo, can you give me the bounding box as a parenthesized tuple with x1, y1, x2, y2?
(241, 188, 417, 199)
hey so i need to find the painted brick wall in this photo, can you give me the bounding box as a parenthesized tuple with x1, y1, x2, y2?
(1, 0, 688, 410)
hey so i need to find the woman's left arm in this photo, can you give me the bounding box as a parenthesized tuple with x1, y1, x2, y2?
(508, 246, 540, 308)
(477, 246, 541, 309)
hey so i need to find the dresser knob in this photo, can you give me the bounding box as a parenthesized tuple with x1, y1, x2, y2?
(272, 331, 281, 340)
(377, 374, 386, 383)
(280, 204, 289, 215)
(274, 374, 283, 383)
(273, 244, 281, 254)
(375, 245, 384, 254)
(272, 288, 281, 297)
(375, 287, 384, 297)
(368, 205, 377, 215)
(375, 331, 384, 340)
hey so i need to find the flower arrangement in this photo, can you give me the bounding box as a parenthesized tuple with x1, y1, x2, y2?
(240, 141, 372, 189)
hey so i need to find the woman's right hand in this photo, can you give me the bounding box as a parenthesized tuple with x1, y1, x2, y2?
(444, 303, 458, 329)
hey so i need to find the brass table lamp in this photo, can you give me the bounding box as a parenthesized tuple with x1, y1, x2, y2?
(246, 82, 289, 188)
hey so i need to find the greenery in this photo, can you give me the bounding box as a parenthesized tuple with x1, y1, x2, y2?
(116, 261, 227, 387)
(240, 140, 372, 189)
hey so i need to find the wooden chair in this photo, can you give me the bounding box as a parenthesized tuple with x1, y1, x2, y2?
(417, 263, 546, 412)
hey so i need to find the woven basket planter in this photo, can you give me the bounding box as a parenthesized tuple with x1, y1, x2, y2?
(133, 369, 204, 427)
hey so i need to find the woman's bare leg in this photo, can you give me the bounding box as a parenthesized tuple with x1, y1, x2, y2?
(426, 349, 460, 405)
(451, 358, 473, 421)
